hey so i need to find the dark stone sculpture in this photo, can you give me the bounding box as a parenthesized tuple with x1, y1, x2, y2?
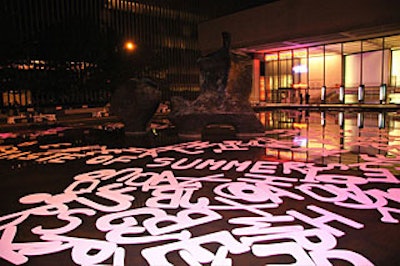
(169, 32, 265, 139)
(110, 78, 161, 134)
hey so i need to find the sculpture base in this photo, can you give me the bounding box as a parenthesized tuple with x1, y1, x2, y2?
(172, 113, 265, 140)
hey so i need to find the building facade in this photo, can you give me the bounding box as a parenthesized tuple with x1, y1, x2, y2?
(198, 0, 400, 104)
(0, 0, 205, 113)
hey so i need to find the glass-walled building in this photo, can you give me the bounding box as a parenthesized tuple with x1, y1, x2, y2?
(261, 34, 400, 104)
(198, 0, 400, 105)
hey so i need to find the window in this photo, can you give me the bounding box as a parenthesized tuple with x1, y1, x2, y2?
(392, 50, 400, 87)
(308, 46, 324, 89)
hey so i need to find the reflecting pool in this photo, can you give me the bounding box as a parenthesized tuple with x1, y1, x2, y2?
(256, 110, 400, 164)
(0, 110, 399, 265)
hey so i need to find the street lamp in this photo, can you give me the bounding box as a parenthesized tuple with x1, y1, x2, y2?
(124, 41, 136, 52)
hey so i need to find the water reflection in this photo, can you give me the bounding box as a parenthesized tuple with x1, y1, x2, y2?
(257, 110, 400, 165)
(1, 110, 400, 167)
(1, 109, 400, 266)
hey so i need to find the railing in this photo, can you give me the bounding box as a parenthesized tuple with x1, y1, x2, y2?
(262, 85, 400, 104)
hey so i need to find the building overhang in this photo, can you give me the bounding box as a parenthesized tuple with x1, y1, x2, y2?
(238, 24, 400, 54)
(198, 0, 400, 55)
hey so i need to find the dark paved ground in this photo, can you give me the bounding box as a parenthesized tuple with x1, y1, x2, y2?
(0, 110, 399, 265)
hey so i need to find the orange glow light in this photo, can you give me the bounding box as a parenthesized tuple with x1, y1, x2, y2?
(293, 122, 307, 129)
(265, 50, 307, 61)
(293, 50, 307, 58)
(124, 41, 136, 51)
(279, 51, 292, 59)
(265, 53, 278, 61)
(293, 83, 308, 89)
